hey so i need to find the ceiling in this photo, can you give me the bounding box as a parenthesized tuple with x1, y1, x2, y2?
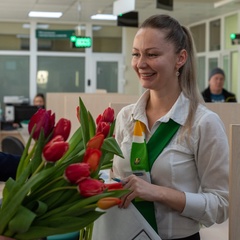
(0, 0, 240, 27)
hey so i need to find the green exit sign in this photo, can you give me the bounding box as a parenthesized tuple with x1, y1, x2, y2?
(70, 36, 92, 48)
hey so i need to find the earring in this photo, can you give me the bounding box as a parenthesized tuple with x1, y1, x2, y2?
(176, 70, 180, 77)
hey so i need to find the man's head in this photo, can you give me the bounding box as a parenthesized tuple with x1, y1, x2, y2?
(208, 67, 225, 94)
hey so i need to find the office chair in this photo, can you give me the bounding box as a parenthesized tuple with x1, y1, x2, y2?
(1, 136, 25, 156)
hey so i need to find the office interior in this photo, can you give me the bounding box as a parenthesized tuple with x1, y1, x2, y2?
(0, 0, 240, 239)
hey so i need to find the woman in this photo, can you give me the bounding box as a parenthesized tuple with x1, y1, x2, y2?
(112, 15, 229, 240)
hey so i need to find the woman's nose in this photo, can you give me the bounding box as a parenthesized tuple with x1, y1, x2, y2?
(137, 56, 147, 68)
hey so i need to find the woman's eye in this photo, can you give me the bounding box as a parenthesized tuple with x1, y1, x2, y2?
(132, 53, 139, 57)
(148, 53, 157, 57)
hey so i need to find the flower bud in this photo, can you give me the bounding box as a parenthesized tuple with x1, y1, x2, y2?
(43, 136, 69, 162)
(104, 182, 123, 191)
(28, 109, 55, 140)
(97, 197, 122, 210)
(64, 163, 90, 184)
(96, 122, 110, 138)
(83, 148, 102, 172)
(86, 134, 104, 150)
(52, 118, 71, 141)
(96, 114, 103, 125)
(102, 107, 114, 123)
(78, 178, 105, 197)
(76, 106, 80, 122)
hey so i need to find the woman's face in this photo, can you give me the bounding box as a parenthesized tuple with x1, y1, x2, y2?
(34, 96, 44, 107)
(131, 28, 184, 93)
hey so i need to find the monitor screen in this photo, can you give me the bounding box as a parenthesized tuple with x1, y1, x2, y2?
(156, 0, 173, 11)
(14, 105, 39, 124)
(117, 11, 138, 28)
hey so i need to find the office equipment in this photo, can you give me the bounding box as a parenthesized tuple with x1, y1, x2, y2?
(14, 105, 39, 124)
(117, 11, 138, 28)
(156, 0, 173, 11)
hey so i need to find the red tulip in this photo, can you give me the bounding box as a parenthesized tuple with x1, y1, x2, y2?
(28, 108, 55, 140)
(96, 114, 103, 125)
(83, 148, 102, 172)
(96, 122, 110, 138)
(86, 134, 104, 150)
(104, 182, 123, 191)
(64, 163, 90, 184)
(97, 197, 122, 210)
(102, 107, 114, 123)
(52, 118, 71, 141)
(78, 178, 105, 197)
(43, 136, 69, 162)
(76, 106, 80, 122)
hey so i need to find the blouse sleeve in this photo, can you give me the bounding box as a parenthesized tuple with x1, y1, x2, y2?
(181, 112, 229, 227)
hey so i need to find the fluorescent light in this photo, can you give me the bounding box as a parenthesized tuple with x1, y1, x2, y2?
(214, 0, 234, 8)
(22, 23, 49, 29)
(91, 14, 117, 20)
(28, 11, 62, 18)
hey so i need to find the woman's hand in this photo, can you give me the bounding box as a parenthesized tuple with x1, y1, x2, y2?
(119, 174, 159, 208)
(119, 174, 186, 213)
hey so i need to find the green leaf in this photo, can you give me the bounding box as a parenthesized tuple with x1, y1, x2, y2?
(8, 205, 36, 234)
(14, 212, 104, 240)
(101, 137, 124, 158)
(88, 111, 96, 138)
(79, 97, 90, 149)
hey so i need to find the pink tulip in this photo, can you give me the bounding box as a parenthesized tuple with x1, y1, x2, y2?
(43, 136, 69, 162)
(78, 178, 105, 197)
(64, 163, 90, 184)
(28, 108, 55, 140)
(52, 118, 71, 141)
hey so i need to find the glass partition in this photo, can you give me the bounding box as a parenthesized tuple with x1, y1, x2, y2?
(209, 19, 220, 51)
(190, 23, 206, 53)
(37, 56, 85, 95)
(0, 22, 30, 50)
(92, 25, 122, 53)
(0, 55, 29, 104)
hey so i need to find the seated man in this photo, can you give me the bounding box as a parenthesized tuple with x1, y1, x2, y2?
(202, 67, 237, 102)
(0, 152, 20, 182)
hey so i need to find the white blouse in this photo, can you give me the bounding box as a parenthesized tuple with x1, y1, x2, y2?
(112, 90, 229, 239)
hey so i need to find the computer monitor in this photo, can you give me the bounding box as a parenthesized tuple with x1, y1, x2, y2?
(156, 0, 173, 11)
(117, 11, 138, 28)
(14, 105, 39, 124)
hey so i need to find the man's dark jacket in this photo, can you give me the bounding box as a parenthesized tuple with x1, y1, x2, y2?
(202, 87, 237, 102)
(0, 152, 20, 181)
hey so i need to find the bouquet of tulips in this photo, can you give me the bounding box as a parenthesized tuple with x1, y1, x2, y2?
(0, 98, 128, 240)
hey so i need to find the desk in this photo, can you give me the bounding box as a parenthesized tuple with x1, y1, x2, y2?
(0, 127, 31, 151)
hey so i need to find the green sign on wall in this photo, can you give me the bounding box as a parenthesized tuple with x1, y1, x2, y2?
(36, 30, 75, 39)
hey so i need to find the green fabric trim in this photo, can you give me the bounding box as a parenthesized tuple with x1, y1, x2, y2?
(130, 119, 180, 235)
(130, 142, 149, 172)
(147, 119, 181, 170)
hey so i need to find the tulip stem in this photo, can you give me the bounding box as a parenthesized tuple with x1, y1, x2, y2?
(31, 176, 64, 195)
(38, 186, 77, 201)
(31, 159, 45, 176)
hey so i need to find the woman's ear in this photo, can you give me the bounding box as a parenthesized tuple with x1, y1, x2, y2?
(176, 49, 187, 69)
